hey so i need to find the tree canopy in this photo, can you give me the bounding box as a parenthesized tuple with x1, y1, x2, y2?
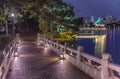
(20, 0, 78, 33)
(0, 0, 81, 41)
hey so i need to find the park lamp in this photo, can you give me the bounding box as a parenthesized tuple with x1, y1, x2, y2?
(14, 51, 19, 57)
(59, 53, 65, 60)
(44, 43, 49, 47)
(15, 52, 18, 56)
(9, 12, 15, 18)
(11, 13, 15, 17)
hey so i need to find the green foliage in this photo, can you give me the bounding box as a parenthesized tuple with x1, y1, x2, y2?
(0, 0, 79, 34)
(0, 35, 12, 44)
(54, 29, 77, 42)
(74, 17, 84, 26)
(0, 7, 5, 28)
(0, 2, 23, 29)
(0, 16, 5, 27)
(47, 0, 76, 28)
(0, 35, 12, 49)
(20, 0, 79, 41)
(21, 0, 78, 34)
(57, 25, 65, 32)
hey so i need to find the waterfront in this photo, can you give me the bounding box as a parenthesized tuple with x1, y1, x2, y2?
(77, 29, 120, 65)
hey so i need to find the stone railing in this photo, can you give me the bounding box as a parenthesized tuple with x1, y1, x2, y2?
(37, 33, 120, 79)
(0, 33, 20, 79)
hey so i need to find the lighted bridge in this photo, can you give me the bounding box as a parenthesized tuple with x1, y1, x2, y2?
(0, 33, 120, 79)
(0, 33, 93, 79)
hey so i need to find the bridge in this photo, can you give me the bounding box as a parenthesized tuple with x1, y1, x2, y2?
(0, 33, 120, 79)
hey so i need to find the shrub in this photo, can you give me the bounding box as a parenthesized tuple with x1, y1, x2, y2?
(0, 35, 12, 50)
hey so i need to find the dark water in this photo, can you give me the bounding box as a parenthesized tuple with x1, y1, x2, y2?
(77, 30, 120, 65)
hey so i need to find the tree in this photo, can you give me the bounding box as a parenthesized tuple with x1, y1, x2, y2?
(21, 1, 49, 33)
(0, 13, 5, 29)
(74, 17, 85, 26)
(0, 0, 23, 35)
(21, 0, 77, 34)
(47, 0, 76, 29)
(0, 0, 79, 42)
(54, 29, 77, 42)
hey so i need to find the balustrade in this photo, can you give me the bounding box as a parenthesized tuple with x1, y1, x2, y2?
(0, 34, 19, 79)
(37, 33, 120, 79)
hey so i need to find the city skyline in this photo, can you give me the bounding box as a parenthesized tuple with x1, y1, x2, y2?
(62, 0, 120, 19)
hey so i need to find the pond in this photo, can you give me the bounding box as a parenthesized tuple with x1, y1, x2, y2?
(77, 29, 120, 65)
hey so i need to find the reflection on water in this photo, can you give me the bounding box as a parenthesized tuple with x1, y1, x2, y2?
(77, 34, 106, 58)
(106, 30, 120, 64)
(77, 30, 120, 65)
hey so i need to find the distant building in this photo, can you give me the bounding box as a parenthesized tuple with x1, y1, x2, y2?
(102, 16, 117, 23)
(90, 16, 95, 22)
(93, 18, 105, 27)
(85, 19, 88, 23)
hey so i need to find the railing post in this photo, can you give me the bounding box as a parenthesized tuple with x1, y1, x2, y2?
(64, 42, 67, 53)
(49, 39, 51, 45)
(15, 33, 20, 57)
(44, 37, 45, 43)
(101, 53, 110, 79)
(37, 33, 40, 45)
(16, 33, 20, 38)
(16, 33, 20, 43)
(44, 37, 46, 43)
(56, 40, 59, 49)
(46, 37, 48, 43)
(77, 46, 84, 66)
(59, 42, 66, 60)
(37, 33, 40, 39)
(51, 39, 53, 46)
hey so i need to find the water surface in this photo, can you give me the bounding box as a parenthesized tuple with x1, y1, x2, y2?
(77, 29, 120, 65)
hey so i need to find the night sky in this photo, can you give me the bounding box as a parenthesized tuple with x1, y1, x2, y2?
(62, 0, 120, 19)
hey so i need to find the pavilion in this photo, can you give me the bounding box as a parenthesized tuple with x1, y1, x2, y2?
(93, 17, 105, 27)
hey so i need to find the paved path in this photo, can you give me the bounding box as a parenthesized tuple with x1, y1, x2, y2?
(7, 34, 93, 79)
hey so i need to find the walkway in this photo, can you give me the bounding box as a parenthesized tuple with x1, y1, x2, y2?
(7, 33, 93, 79)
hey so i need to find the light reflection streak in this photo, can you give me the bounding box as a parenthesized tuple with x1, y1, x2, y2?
(77, 34, 106, 57)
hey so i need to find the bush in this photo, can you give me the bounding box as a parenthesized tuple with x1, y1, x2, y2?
(53, 29, 77, 42)
(0, 35, 12, 43)
(0, 35, 12, 50)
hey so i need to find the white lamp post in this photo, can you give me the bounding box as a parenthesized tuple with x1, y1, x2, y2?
(59, 53, 65, 60)
(5, 19, 8, 35)
(11, 13, 15, 36)
(5, 13, 15, 36)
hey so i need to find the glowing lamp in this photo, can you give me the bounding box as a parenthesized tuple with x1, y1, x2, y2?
(15, 52, 17, 56)
(11, 13, 15, 17)
(59, 53, 65, 60)
(44, 43, 49, 47)
(14, 52, 19, 57)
